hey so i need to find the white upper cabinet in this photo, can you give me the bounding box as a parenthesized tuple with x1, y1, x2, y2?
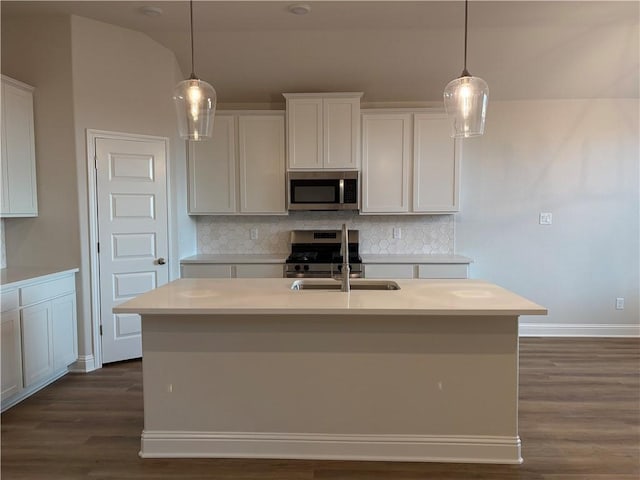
(284, 93, 362, 170)
(1, 75, 38, 217)
(188, 112, 286, 215)
(361, 111, 460, 215)
(361, 113, 412, 213)
(188, 114, 237, 214)
(413, 114, 460, 213)
(238, 115, 286, 214)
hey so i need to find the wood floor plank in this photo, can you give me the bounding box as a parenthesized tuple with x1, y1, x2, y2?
(2, 338, 639, 479)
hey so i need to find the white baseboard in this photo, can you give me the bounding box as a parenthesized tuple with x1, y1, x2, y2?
(139, 431, 522, 464)
(519, 323, 640, 337)
(68, 354, 97, 373)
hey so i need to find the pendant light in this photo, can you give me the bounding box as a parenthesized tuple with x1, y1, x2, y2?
(443, 0, 489, 138)
(173, 0, 216, 141)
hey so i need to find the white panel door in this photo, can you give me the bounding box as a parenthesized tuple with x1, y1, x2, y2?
(361, 113, 412, 213)
(238, 114, 286, 214)
(96, 137, 169, 363)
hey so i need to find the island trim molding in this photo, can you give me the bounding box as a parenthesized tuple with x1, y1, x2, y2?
(139, 431, 523, 464)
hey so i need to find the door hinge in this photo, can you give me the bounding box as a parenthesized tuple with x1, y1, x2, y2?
(99, 324, 103, 336)
(94, 155, 97, 169)
(97, 242, 100, 254)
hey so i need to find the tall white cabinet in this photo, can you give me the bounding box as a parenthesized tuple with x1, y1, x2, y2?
(188, 112, 286, 215)
(284, 93, 362, 170)
(361, 111, 460, 214)
(1, 75, 38, 217)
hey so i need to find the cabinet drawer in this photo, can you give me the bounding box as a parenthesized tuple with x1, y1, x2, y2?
(1, 289, 19, 313)
(235, 264, 284, 278)
(181, 264, 233, 278)
(418, 264, 468, 279)
(20, 274, 75, 306)
(364, 264, 415, 279)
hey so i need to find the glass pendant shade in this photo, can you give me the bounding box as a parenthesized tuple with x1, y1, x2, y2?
(173, 78, 217, 141)
(444, 75, 489, 138)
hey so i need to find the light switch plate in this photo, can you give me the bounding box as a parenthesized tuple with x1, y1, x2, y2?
(393, 227, 402, 239)
(250, 228, 258, 240)
(539, 212, 553, 225)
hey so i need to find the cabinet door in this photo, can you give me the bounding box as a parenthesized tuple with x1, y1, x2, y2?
(1, 310, 23, 401)
(238, 115, 286, 214)
(286, 98, 323, 169)
(21, 302, 54, 388)
(413, 114, 460, 212)
(364, 264, 415, 279)
(181, 264, 233, 278)
(323, 97, 360, 170)
(1, 78, 38, 217)
(188, 115, 237, 213)
(51, 293, 77, 371)
(417, 264, 468, 279)
(235, 264, 284, 278)
(361, 113, 412, 213)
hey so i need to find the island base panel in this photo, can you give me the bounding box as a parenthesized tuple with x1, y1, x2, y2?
(140, 314, 521, 463)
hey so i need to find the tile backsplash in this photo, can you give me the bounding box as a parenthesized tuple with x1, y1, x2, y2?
(197, 212, 454, 255)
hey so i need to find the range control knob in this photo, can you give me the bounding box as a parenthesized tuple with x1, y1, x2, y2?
(294, 264, 301, 271)
(303, 265, 310, 271)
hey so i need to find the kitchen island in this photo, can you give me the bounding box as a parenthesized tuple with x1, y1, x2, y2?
(114, 278, 546, 464)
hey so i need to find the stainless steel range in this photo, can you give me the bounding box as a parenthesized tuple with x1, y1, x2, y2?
(285, 229, 363, 278)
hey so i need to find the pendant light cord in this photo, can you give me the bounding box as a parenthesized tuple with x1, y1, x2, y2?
(462, 0, 470, 77)
(189, 0, 197, 79)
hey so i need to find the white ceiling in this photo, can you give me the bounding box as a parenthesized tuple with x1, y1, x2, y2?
(2, 1, 638, 104)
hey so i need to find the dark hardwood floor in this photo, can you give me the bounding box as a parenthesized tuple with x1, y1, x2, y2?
(2, 338, 639, 479)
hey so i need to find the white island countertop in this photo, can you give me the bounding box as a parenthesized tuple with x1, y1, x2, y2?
(114, 278, 546, 316)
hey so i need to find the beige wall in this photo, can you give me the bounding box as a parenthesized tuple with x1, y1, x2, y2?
(456, 99, 639, 334)
(70, 15, 194, 363)
(1, 13, 195, 366)
(1, 15, 79, 270)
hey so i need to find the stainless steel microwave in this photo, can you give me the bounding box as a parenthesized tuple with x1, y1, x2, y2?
(287, 171, 359, 211)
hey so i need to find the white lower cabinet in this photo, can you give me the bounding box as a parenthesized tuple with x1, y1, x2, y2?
(364, 263, 468, 279)
(52, 293, 78, 371)
(21, 301, 54, 388)
(1, 270, 78, 411)
(1, 309, 23, 401)
(181, 263, 284, 279)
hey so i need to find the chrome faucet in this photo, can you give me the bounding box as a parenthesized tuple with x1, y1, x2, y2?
(340, 223, 350, 292)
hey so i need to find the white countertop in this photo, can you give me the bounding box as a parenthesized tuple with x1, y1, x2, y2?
(114, 278, 547, 317)
(360, 254, 472, 264)
(0, 267, 79, 289)
(180, 254, 287, 264)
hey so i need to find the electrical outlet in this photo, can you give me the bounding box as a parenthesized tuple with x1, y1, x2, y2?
(250, 228, 258, 240)
(393, 227, 402, 239)
(616, 297, 625, 310)
(539, 212, 553, 225)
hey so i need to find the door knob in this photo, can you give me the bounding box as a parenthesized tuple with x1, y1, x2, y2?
(156, 257, 166, 265)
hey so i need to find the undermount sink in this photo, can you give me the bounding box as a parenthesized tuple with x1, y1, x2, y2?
(291, 279, 401, 291)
